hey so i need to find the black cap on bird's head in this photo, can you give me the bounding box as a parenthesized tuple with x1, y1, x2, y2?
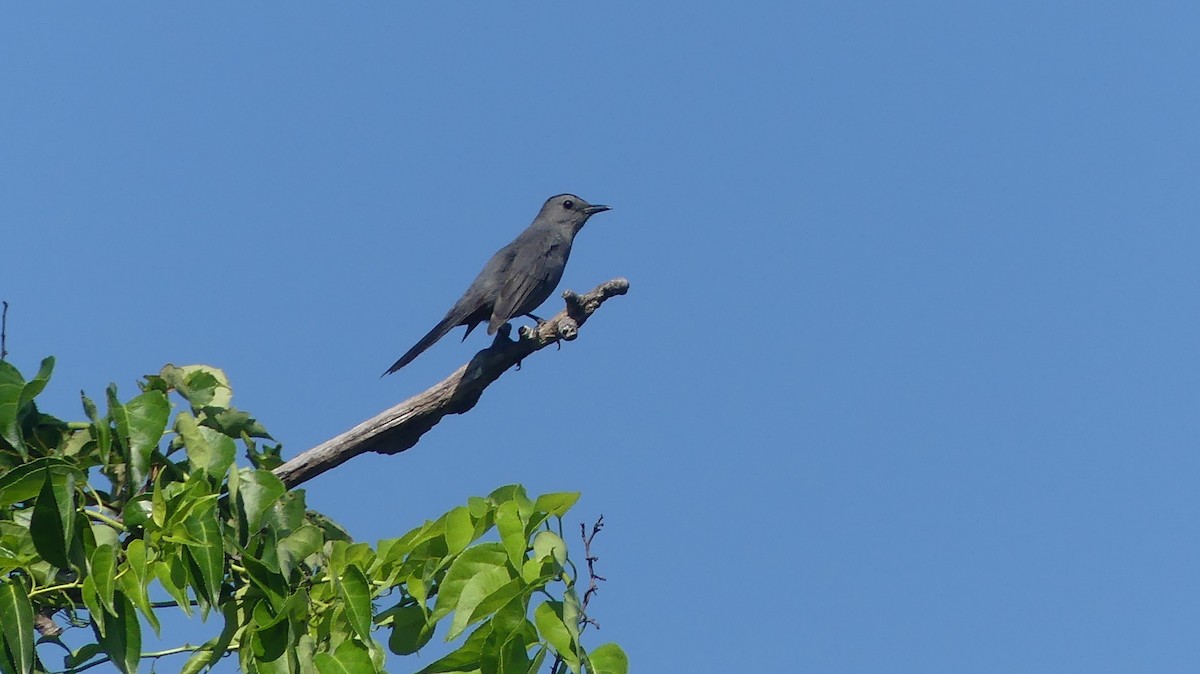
(540, 193, 611, 232)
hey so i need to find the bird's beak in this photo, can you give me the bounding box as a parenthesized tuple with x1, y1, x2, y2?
(584, 204, 611, 215)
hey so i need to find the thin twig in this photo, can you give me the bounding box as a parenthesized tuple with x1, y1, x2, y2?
(550, 516, 608, 674)
(1, 301, 8, 360)
(579, 516, 606, 632)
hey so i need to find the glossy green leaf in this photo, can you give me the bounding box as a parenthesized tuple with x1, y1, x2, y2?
(161, 365, 233, 410)
(431, 543, 508, 623)
(92, 592, 141, 674)
(18, 357, 54, 410)
(587, 644, 629, 674)
(177, 413, 236, 480)
(532, 492, 579, 518)
(0, 457, 83, 507)
(467, 579, 527, 631)
(386, 604, 435, 655)
(531, 531, 567, 569)
(0, 360, 26, 455)
(82, 575, 105, 637)
(526, 646, 548, 674)
(242, 552, 287, 612)
(467, 496, 490, 518)
(30, 469, 74, 568)
(488, 625, 533, 674)
(64, 643, 104, 669)
(277, 524, 322, 579)
(314, 640, 374, 674)
(81, 392, 111, 464)
(118, 540, 160, 635)
(415, 622, 490, 674)
(250, 600, 292, 670)
(90, 544, 117, 616)
(444, 506, 473, 555)
(154, 559, 193, 617)
(445, 561, 513, 641)
(495, 500, 527, 569)
(337, 564, 373, 642)
(181, 496, 224, 605)
(237, 468, 286, 534)
(179, 649, 212, 674)
(0, 578, 34, 674)
(533, 601, 578, 673)
(123, 391, 169, 487)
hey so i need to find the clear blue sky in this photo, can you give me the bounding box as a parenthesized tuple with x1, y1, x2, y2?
(4, 2, 1199, 672)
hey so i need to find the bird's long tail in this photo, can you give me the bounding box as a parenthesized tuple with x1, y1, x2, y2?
(382, 314, 462, 376)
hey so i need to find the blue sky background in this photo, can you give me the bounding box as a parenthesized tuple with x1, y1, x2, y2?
(3, 2, 1199, 672)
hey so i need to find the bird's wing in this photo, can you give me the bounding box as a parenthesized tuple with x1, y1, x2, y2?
(488, 236, 566, 334)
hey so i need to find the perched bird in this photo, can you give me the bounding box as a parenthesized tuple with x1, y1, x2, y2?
(383, 194, 610, 375)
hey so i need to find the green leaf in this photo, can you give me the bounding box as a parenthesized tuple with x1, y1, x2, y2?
(313, 640, 374, 674)
(337, 564, 373, 642)
(82, 392, 111, 464)
(17, 357, 54, 410)
(466, 579, 527, 630)
(277, 524, 322, 579)
(92, 592, 141, 674)
(242, 552, 288, 612)
(200, 406, 272, 439)
(82, 575, 105, 637)
(123, 391, 170, 487)
(118, 540, 160, 635)
(531, 531, 567, 569)
(237, 469, 287, 534)
(0, 578, 34, 674)
(177, 413, 236, 479)
(163, 365, 232, 410)
(0, 360, 27, 456)
(154, 559, 193, 616)
(416, 623, 491, 674)
(64, 643, 104, 669)
(467, 496, 490, 519)
(0, 457, 84, 507)
(386, 604, 435, 656)
(431, 543, 508, 624)
(532, 492, 579, 518)
(90, 544, 117, 616)
(482, 623, 532, 674)
(495, 501, 527, 569)
(181, 496, 224, 605)
(527, 646, 548, 674)
(250, 600, 292, 667)
(444, 506, 473, 555)
(533, 601, 578, 673)
(30, 469, 75, 568)
(587, 644, 629, 674)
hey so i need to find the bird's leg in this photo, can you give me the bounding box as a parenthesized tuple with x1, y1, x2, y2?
(490, 323, 525, 370)
(520, 313, 561, 350)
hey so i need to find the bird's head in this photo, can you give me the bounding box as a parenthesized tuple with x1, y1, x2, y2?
(541, 194, 611, 234)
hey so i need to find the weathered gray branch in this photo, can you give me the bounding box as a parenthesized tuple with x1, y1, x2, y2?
(273, 278, 629, 489)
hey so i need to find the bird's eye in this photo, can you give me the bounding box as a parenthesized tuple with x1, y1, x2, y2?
(562, 200, 574, 210)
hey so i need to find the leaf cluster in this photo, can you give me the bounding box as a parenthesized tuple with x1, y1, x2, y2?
(0, 358, 626, 674)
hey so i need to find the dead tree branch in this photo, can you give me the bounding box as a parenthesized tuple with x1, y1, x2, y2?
(273, 277, 629, 489)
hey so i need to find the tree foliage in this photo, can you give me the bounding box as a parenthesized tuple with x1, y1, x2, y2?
(0, 357, 625, 674)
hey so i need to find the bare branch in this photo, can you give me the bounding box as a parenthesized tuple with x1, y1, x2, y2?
(273, 278, 629, 489)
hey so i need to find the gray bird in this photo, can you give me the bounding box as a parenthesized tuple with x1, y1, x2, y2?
(383, 193, 611, 375)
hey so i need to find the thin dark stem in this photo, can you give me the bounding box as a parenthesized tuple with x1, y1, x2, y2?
(579, 516, 606, 632)
(1, 300, 8, 360)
